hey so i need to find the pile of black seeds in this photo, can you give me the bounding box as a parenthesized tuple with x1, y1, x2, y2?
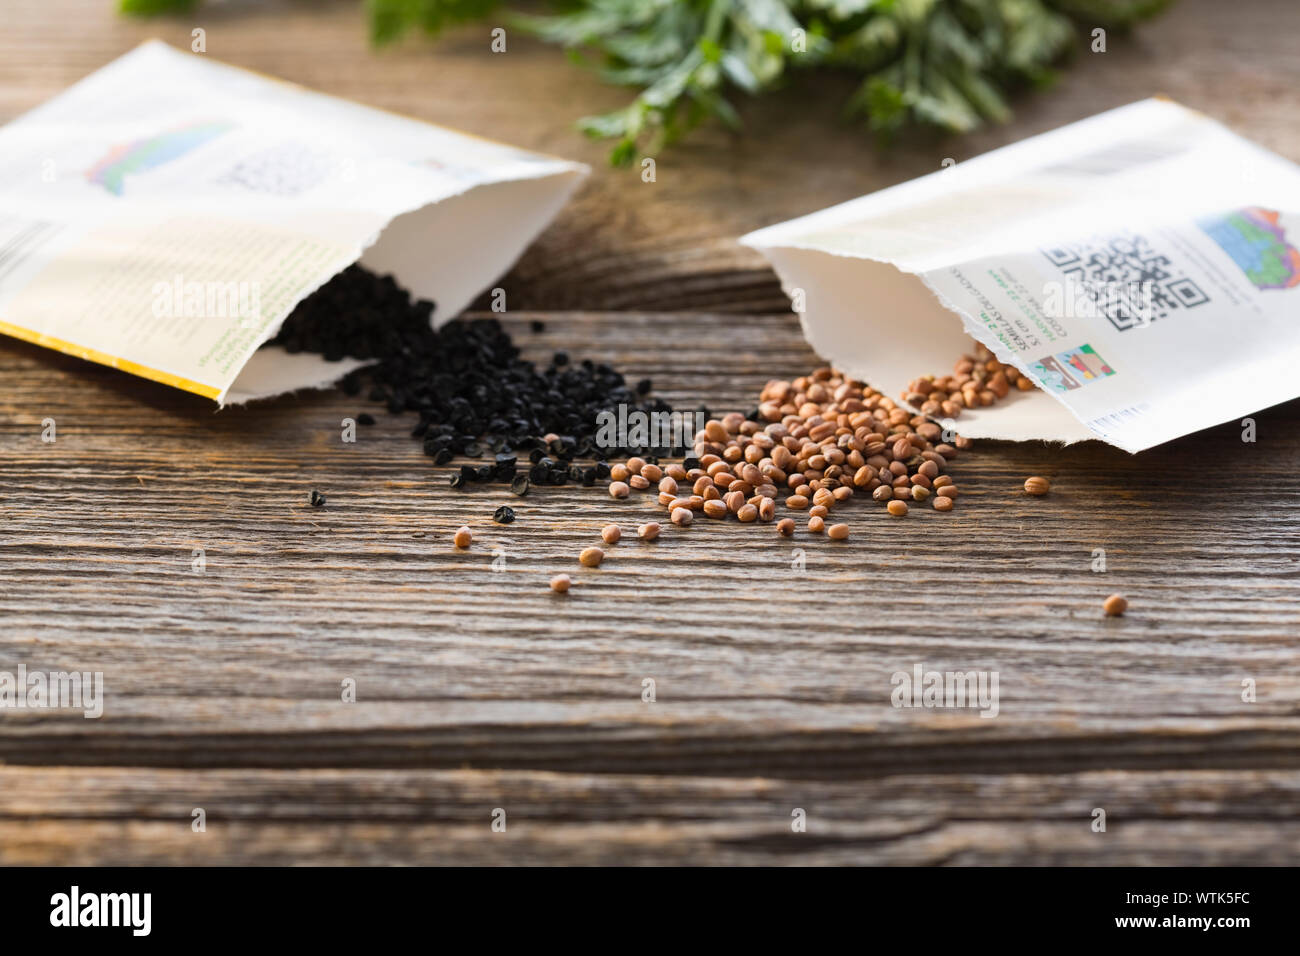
(266, 265, 683, 489)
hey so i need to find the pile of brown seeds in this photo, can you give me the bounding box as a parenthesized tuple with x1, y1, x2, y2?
(592, 366, 972, 546)
(545, 366, 980, 588)
(900, 341, 1034, 420)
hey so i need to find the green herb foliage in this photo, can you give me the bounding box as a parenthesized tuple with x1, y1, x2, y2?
(124, 0, 1173, 164)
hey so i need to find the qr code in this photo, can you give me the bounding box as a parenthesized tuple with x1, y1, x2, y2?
(216, 143, 334, 197)
(1041, 233, 1210, 331)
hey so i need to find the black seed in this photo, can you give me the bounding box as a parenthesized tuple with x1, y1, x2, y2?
(510, 475, 530, 496)
(594, 461, 611, 479)
(636, 378, 652, 395)
(683, 456, 701, 471)
(309, 490, 326, 507)
(433, 448, 454, 466)
(357, 413, 376, 426)
(530, 320, 545, 333)
(449, 473, 465, 489)
(262, 264, 676, 485)
(493, 506, 516, 524)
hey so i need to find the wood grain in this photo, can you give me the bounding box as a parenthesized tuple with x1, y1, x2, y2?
(1, 0, 1299, 865)
(2, 766, 1298, 865)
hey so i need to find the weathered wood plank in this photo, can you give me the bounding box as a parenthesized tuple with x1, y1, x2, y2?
(2, 311, 1298, 786)
(1, 766, 1297, 865)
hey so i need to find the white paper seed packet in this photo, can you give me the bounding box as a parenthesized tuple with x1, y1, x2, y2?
(742, 99, 1300, 452)
(0, 41, 586, 403)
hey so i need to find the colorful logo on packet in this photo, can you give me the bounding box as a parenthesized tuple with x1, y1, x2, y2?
(1031, 344, 1114, 392)
(86, 121, 234, 196)
(1198, 207, 1300, 290)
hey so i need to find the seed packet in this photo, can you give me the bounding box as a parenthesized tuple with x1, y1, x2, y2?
(741, 99, 1300, 452)
(0, 41, 586, 403)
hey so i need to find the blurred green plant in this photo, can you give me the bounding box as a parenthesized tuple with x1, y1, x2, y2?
(123, 0, 1174, 164)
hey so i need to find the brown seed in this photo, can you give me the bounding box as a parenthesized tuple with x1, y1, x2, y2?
(609, 463, 630, 482)
(705, 420, 729, 443)
(658, 491, 676, 507)
(809, 505, 828, 518)
(550, 574, 572, 593)
(628, 474, 650, 490)
(933, 475, 953, 489)
(886, 500, 909, 517)
(579, 546, 605, 567)
(658, 476, 678, 495)
(827, 522, 850, 540)
(601, 524, 622, 545)
(671, 507, 693, 526)
(609, 481, 630, 498)
(872, 485, 893, 503)
(724, 490, 745, 513)
(703, 499, 728, 519)
(665, 464, 688, 481)
(758, 497, 776, 521)
(939, 485, 959, 499)
(668, 497, 694, 511)
(776, 518, 795, 536)
(1024, 476, 1050, 496)
(807, 515, 825, 533)
(785, 494, 810, 510)
(640, 463, 663, 482)
(452, 526, 472, 548)
(1103, 594, 1128, 617)
(892, 438, 913, 460)
(812, 487, 835, 508)
(638, 522, 661, 541)
(737, 503, 758, 523)
(911, 485, 931, 502)
(933, 496, 954, 512)
(626, 457, 646, 475)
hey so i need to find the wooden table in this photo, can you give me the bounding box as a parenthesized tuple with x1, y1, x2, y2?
(2, 0, 1298, 865)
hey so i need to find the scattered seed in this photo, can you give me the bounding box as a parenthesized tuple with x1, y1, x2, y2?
(579, 546, 605, 567)
(827, 522, 850, 540)
(933, 496, 954, 512)
(453, 526, 472, 548)
(911, 485, 930, 502)
(609, 481, 630, 499)
(671, 507, 693, 526)
(808, 515, 824, 533)
(638, 522, 661, 540)
(786, 494, 810, 510)
(550, 574, 571, 593)
(886, 500, 908, 517)
(737, 503, 758, 522)
(509, 475, 530, 496)
(493, 506, 515, 524)
(601, 524, 622, 544)
(1103, 593, 1128, 617)
(777, 518, 795, 536)
(703, 499, 728, 518)
(309, 489, 326, 507)
(1024, 476, 1050, 496)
